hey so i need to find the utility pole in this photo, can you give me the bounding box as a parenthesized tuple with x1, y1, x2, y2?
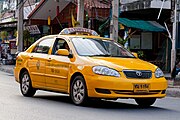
(171, 0, 177, 72)
(77, 0, 84, 27)
(17, 0, 24, 52)
(110, 0, 119, 41)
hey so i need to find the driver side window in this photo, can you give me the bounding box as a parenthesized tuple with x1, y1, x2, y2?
(52, 38, 69, 55)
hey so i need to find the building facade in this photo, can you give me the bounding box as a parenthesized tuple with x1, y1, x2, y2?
(27, 0, 110, 35)
(0, 0, 174, 70)
(120, 0, 172, 72)
(0, 0, 40, 64)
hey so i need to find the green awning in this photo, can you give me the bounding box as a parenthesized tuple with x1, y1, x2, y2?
(118, 18, 166, 32)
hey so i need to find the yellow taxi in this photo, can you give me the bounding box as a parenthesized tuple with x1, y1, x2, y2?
(14, 27, 167, 106)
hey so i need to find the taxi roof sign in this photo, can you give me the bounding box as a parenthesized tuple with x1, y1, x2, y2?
(59, 27, 99, 36)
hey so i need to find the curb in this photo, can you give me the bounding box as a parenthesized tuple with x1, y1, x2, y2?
(166, 87, 180, 98)
(0, 66, 14, 75)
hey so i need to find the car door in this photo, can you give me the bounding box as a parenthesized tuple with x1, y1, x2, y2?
(45, 38, 70, 92)
(28, 37, 54, 88)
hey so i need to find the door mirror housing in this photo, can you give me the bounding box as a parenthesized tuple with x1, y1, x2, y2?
(56, 49, 73, 58)
(56, 49, 69, 56)
(132, 52, 138, 58)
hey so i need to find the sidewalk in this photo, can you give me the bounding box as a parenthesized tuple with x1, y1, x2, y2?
(0, 64, 14, 74)
(0, 64, 180, 98)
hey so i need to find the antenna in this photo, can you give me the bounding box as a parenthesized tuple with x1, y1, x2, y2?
(164, 22, 172, 40)
(157, 0, 165, 20)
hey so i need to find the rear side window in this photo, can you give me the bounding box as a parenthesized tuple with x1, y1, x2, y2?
(32, 38, 54, 54)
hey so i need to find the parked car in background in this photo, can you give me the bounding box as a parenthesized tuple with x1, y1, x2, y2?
(14, 27, 167, 107)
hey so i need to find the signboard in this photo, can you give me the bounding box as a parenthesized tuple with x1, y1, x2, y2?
(9, 40, 17, 49)
(25, 25, 41, 34)
(59, 27, 99, 36)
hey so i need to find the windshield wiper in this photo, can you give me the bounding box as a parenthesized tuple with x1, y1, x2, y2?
(111, 55, 135, 58)
(88, 54, 111, 57)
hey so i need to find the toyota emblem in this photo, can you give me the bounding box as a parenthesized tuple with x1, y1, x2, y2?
(136, 71, 142, 76)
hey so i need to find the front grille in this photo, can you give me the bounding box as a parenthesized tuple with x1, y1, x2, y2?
(113, 90, 161, 95)
(123, 70, 152, 79)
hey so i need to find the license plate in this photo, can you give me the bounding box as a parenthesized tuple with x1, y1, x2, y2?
(133, 84, 150, 93)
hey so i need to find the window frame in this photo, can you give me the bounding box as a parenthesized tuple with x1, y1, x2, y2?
(51, 38, 70, 55)
(32, 37, 55, 54)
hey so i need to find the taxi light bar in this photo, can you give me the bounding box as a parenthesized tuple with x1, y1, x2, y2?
(59, 27, 99, 36)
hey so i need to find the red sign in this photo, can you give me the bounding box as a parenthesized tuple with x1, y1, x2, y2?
(9, 41, 17, 49)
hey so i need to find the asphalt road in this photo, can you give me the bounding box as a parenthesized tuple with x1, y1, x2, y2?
(0, 71, 180, 120)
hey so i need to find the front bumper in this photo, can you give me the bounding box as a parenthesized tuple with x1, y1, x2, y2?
(84, 74, 167, 99)
(14, 66, 20, 83)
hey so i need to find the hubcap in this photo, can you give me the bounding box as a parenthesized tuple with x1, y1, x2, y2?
(73, 80, 85, 103)
(21, 74, 30, 94)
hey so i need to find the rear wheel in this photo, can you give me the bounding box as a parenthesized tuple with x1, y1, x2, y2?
(135, 98, 156, 107)
(70, 76, 88, 105)
(20, 71, 36, 97)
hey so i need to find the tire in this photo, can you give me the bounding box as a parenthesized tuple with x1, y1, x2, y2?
(20, 71, 36, 97)
(70, 76, 88, 105)
(135, 98, 156, 107)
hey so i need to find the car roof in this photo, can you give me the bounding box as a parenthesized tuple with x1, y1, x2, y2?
(57, 34, 111, 40)
(38, 34, 111, 41)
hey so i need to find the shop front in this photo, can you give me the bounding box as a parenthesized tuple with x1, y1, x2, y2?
(0, 21, 17, 64)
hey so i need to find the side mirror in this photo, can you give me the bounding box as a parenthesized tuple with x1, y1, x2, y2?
(132, 52, 138, 58)
(56, 49, 73, 58)
(56, 49, 69, 56)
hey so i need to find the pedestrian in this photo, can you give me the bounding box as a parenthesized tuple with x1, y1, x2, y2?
(171, 57, 180, 80)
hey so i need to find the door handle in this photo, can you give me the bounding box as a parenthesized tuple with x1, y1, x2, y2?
(47, 58, 52, 62)
(30, 56, 33, 59)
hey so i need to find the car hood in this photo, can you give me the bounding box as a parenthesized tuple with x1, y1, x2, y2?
(86, 57, 157, 72)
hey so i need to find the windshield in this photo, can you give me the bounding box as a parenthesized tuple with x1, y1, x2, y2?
(71, 37, 135, 58)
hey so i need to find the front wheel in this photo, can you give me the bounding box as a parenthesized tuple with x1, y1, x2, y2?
(135, 98, 156, 107)
(70, 76, 88, 105)
(20, 71, 36, 97)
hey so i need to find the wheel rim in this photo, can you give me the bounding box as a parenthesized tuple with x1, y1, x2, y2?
(72, 80, 85, 104)
(21, 73, 30, 94)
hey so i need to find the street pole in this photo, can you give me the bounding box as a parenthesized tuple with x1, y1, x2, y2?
(17, 0, 24, 52)
(110, 0, 119, 41)
(77, 0, 84, 27)
(171, 0, 177, 72)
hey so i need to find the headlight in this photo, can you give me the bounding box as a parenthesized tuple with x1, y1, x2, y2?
(155, 68, 164, 78)
(92, 66, 120, 77)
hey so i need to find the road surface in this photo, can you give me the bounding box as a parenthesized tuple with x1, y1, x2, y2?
(0, 71, 180, 120)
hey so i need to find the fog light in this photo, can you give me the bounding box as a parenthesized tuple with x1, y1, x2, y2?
(95, 88, 111, 94)
(161, 90, 166, 94)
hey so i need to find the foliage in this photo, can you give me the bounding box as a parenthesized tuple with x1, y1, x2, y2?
(23, 30, 30, 40)
(118, 36, 128, 46)
(137, 51, 144, 59)
(0, 31, 8, 41)
(11, 18, 15, 22)
(118, 29, 136, 45)
(14, 30, 17, 37)
(28, 37, 34, 43)
(23, 30, 34, 45)
(14, 30, 31, 40)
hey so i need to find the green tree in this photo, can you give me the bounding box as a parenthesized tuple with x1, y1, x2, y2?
(23, 30, 30, 48)
(118, 30, 137, 49)
(0, 31, 8, 43)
